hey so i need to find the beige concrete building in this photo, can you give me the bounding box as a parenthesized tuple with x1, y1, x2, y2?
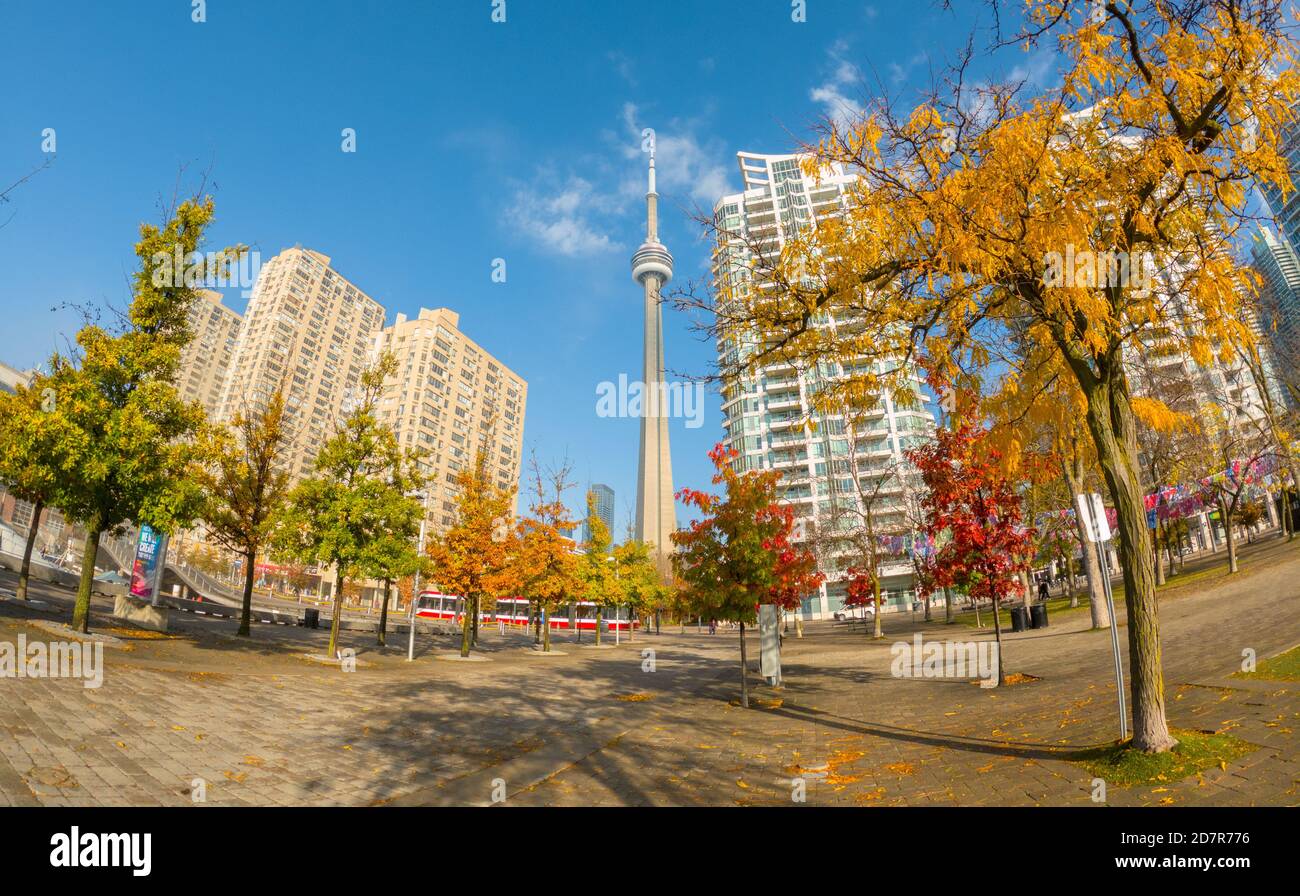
(217, 248, 386, 481)
(178, 289, 242, 417)
(372, 307, 527, 533)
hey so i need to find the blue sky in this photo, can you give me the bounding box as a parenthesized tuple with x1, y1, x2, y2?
(0, 0, 1051, 527)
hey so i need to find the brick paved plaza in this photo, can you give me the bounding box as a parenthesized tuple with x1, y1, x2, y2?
(1, 538, 1297, 808)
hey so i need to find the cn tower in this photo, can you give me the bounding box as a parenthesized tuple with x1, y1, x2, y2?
(630, 149, 676, 577)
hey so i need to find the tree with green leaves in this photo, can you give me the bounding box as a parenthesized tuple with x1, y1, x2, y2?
(196, 388, 294, 637)
(362, 455, 428, 647)
(272, 353, 422, 658)
(613, 537, 666, 642)
(0, 366, 63, 600)
(47, 196, 238, 632)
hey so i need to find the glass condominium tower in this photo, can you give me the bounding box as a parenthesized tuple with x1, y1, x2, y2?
(1260, 113, 1300, 261)
(710, 151, 937, 621)
(581, 483, 616, 545)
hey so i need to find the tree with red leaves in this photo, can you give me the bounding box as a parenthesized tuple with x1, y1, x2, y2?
(842, 566, 876, 626)
(673, 444, 823, 707)
(907, 422, 1035, 686)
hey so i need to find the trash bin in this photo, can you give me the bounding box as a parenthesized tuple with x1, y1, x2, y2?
(303, 608, 319, 629)
(1009, 606, 1030, 632)
(1029, 603, 1049, 629)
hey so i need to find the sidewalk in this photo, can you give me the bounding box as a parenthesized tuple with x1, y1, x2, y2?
(0, 538, 1296, 806)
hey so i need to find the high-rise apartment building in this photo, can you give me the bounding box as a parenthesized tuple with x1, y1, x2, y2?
(1251, 226, 1300, 409)
(0, 360, 31, 395)
(1259, 113, 1300, 260)
(711, 151, 937, 620)
(581, 483, 616, 545)
(371, 307, 527, 534)
(217, 248, 386, 482)
(178, 289, 242, 417)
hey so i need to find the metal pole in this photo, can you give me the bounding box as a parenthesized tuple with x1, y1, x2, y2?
(1097, 536, 1127, 740)
(408, 491, 430, 662)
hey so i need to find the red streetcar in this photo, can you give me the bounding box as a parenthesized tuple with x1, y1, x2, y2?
(415, 592, 638, 632)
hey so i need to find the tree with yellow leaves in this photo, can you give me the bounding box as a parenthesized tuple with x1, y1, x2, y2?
(512, 453, 579, 653)
(681, 1, 1297, 752)
(982, 351, 1115, 626)
(577, 489, 622, 646)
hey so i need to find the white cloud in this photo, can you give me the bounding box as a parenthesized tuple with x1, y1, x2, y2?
(619, 102, 731, 206)
(810, 41, 868, 131)
(607, 51, 638, 86)
(887, 50, 929, 86)
(1007, 48, 1058, 90)
(505, 176, 623, 257)
(503, 104, 732, 256)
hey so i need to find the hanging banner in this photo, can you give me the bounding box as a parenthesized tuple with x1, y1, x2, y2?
(129, 525, 169, 606)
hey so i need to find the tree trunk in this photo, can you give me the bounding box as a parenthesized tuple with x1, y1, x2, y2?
(923, 589, 932, 622)
(944, 586, 954, 623)
(1083, 379, 1175, 753)
(378, 578, 391, 646)
(71, 522, 102, 633)
(1287, 479, 1298, 541)
(543, 608, 552, 652)
(872, 580, 883, 639)
(238, 548, 256, 637)
(326, 564, 345, 658)
(16, 499, 42, 601)
(533, 601, 541, 643)
(1067, 556, 1079, 608)
(738, 620, 749, 709)
(990, 594, 1005, 687)
(1153, 523, 1166, 586)
(460, 595, 473, 657)
(595, 605, 603, 646)
(1221, 498, 1238, 574)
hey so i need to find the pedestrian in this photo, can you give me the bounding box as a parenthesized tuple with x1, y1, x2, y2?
(708, 619, 716, 635)
(1037, 576, 1049, 603)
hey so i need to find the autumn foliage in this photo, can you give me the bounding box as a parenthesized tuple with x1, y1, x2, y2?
(908, 422, 1035, 608)
(673, 444, 823, 624)
(673, 444, 823, 707)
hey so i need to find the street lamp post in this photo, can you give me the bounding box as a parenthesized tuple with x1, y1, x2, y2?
(605, 554, 621, 647)
(408, 490, 431, 663)
(1078, 492, 1127, 740)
